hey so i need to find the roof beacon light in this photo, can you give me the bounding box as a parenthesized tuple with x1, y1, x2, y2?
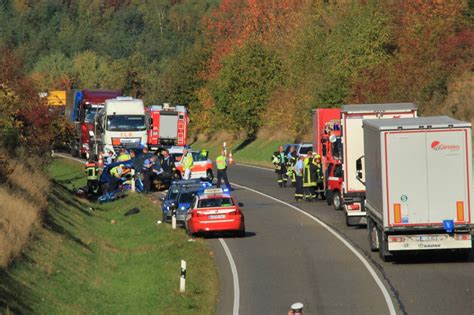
(203, 188, 224, 195)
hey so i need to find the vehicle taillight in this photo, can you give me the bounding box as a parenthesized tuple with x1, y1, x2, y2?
(388, 236, 405, 242)
(347, 203, 360, 211)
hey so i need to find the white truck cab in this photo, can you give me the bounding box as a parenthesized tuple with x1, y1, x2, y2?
(93, 97, 147, 155)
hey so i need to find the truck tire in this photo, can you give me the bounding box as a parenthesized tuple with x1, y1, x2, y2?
(333, 191, 343, 210)
(378, 228, 392, 262)
(367, 218, 379, 252)
(326, 190, 332, 206)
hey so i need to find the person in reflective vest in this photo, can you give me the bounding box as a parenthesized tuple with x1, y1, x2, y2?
(271, 145, 288, 188)
(181, 148, 194, 179)
(313, 155, 325, 200)
(303, 152, 317, 201)
(286, 146, 297, 187)
(216, 150, 231, 190)
(117, 148, 131, 162)
(200, 149, 209, 160)
(294, 155, 305, 201)
(85, 160, 99, 194)
(108, 164, 130, 193)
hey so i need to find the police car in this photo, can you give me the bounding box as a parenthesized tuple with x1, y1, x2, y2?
(161, 179, 201, 222)
(185, 188, 245, 237)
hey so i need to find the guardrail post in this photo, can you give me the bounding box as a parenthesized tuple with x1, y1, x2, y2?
(180, 260, 186, 293)
(172, 209, 177, 230)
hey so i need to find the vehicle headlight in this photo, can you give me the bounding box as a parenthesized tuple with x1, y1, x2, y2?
(181, 206, 186, 211)
(82, 143, 89, 149)
(166, 206, 169, 210)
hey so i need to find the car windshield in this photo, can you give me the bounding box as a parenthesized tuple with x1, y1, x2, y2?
(198, 198, 234, 208)
(167, 189, 179, 201)
(299, 146, 313, 155)
(107, 115, 146, 131)
(85, 108, 98, 123)
(178, 191, 197, 203)
(171, 153, 183, 162)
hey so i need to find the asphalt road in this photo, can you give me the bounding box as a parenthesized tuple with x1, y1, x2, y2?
(208, 164, 474, 315)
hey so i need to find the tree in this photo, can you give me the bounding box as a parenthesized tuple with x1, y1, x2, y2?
(211, 42, 283, 138)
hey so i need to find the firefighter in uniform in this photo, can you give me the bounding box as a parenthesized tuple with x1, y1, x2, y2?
(294, 155, 305, 201)
(314, 154, 325, 200)
(272, 145, 288, 187)
(216, 150, 231, 190)
(303, 152, 317, 201)
(117, 148, 131, 162)
(286, 146, 297, 187)
(85, 160, 99, 194)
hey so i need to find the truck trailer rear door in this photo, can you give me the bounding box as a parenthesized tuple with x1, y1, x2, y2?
(386, 132, 429, 225)
(425, 130, 470, 223)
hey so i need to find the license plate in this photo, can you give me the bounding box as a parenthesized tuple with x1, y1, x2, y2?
(414, 235, 444, 242)
(208, 215, 225, 219)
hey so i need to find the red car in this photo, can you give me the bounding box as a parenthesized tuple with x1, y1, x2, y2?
(185, 188, 245, 237)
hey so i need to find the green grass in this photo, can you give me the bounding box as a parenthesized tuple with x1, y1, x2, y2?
(0, 158, 218, 314)
(191, 137, 292, 167)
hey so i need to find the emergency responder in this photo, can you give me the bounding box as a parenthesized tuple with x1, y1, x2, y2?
(216, 150, 231, 190)
(294, 155, 305, 201)
(314, 155, 325, 200)
(158, 149, 176, 187)
(85, 160, 99, 195)
(109, 164, 130, 192)
(303, 151, 317, 201)
(104, 151, 114, 166)
(142, 155, 162, 193)
(286, 146, 297, 187)
(182, 148, 193, 180)
(117, 148, 131, 162)
(200, 149, 209, 160)
(272, 145, 288, 187)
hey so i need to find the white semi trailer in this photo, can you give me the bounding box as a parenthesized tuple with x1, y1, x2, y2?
(362, 116, 473, 262)
(340, 103, 418, 226)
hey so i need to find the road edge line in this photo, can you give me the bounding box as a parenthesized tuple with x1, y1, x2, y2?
(219, 238, 240, 315)
(231, 181, 396, 315)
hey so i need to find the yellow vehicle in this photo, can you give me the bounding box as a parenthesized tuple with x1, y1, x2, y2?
(46, 90, 66, 107)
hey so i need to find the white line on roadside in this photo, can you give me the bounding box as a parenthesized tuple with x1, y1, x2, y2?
(54, 152, 86, 164)
(219, 238, 240, 315)
(230, 181, 397, 315)
(235, 163, 272, 172)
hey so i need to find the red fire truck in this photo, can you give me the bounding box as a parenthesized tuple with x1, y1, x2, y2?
(312, 108, 344, 209)
(146, 104, 188, 150)
(65, 89, 121, 158)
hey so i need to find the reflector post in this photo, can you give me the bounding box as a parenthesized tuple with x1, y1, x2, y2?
(394, 203, 401, 224)
(456, 201, 465, 222)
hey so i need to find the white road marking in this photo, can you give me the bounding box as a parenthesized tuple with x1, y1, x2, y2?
(234, 163, 272, 172)
(54, 153, 242, 314)
(219, 238, 240, 315)
(231, 181, 397, 315)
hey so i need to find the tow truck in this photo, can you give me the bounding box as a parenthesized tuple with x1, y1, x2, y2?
(185, 188, 245, 237)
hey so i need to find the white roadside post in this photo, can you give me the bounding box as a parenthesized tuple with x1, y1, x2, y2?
(180, 260, 186, 293)
(131, 169, 136, 192)
(172, 209, 177, 230)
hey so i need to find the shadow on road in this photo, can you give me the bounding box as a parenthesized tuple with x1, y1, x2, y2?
(201, 231, 257, 239)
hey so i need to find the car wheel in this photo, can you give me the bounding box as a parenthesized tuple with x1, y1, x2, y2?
(237, 223, 246, 237)
(333, 191, 343, 210)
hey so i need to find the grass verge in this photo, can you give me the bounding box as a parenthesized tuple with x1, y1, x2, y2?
(0, 158, 218, 314)
(191, 136, 292, 168)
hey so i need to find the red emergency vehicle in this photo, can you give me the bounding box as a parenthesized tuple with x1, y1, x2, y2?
(146, 104, 188, 150)
(312, 108, 344, 209)
(65, 89, 122, 158)
(185, 188, 245, 237)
